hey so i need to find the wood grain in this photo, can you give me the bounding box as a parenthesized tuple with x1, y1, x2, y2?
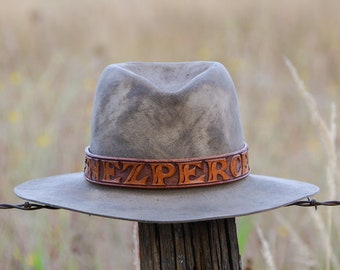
(139, 218, 241, 270)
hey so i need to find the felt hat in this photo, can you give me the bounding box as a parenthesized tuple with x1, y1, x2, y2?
(14, 62, 319, 223)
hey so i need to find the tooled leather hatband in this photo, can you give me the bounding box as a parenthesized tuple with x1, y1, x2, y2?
(84, 144, 250, 189)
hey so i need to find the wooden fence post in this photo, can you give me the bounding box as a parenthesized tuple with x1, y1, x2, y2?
(138, 218, 241, 270)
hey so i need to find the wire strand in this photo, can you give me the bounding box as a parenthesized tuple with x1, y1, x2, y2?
(287, 197, 340, 210)
(0, 202, 59, 210)
(0, 198, 340, 211)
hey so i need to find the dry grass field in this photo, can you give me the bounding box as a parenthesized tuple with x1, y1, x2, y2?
(1, 0, 340, 269)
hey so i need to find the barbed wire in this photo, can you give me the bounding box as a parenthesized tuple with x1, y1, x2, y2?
(287, 197, 340, 210)
(0, 198, 340, 212)
(0, 202, 59, 210)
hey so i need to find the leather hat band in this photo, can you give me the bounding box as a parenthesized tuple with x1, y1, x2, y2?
(84, 144, 250, 189)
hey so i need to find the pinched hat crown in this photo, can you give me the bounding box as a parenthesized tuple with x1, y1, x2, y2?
(90, 61, 244, 159)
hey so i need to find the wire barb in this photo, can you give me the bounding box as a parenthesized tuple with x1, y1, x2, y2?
(0, 202, 59, 210)
(288, 197, 340, 210)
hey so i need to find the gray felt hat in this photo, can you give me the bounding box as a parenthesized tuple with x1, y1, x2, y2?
(14, 61, 319, 223)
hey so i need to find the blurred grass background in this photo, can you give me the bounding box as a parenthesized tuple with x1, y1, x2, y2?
(0, 0, 339, 269)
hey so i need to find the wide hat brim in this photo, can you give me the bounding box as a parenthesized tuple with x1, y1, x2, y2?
(14, 172, 319, 223)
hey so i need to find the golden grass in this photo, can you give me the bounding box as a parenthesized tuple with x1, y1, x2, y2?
(285, 58, 339, 270)
(1, 0, 340, 269)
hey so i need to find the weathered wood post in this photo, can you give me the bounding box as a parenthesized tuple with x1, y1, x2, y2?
(139, 219, 241, 269)
(14, 61, 319, 270)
